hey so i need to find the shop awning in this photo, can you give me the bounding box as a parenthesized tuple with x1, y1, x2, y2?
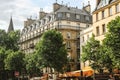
(59, 67, 93, 78)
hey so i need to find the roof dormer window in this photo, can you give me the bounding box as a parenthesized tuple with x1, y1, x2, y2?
(58, 13, 62, 18)
(66, 13, 70, 18)
(85, 16, 89, 21)
(76, 15, 80, 19)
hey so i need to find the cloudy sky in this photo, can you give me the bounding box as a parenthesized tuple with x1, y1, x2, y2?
(0, 0, 96, 31)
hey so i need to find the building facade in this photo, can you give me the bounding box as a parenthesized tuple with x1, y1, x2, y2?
(19, 2, 92, 71)
(80, 26, 93, 69)
(93, 0, 120, 41)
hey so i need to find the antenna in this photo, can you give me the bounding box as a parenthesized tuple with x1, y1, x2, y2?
(40, 8, 43, 12)
(68, 2, 70, 7)
(66, 3, 68, 7)
(35, 16, 37, 19)
(88, 1, 90, 5)
(56, 0, 57, 3)
(83, 3, 84, 7)
(61, 1, 63, 5)
(30, 16, 32, 19)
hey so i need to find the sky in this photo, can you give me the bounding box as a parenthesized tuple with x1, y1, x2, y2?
(0, 0, 96, 31)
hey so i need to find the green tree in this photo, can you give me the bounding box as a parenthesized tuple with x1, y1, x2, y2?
(6, 30, 20, 51)
(103, 16, 120, 69)
(5, 51, 25, 73)
(82, 34, 104, 73)
(24, 53, 42, 77)
(0, 47, 6, 71)
(99, 45, 113, 73)
(0, 29, 20, 51)
(36, 30, 68, 73)
(0, 29, 8, 48)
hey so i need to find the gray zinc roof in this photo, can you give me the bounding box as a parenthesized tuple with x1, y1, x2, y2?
(56, 6, 90, 15)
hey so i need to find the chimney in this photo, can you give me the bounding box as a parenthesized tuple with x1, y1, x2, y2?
(53, 3, 61, 12)
(24, 18, 35, 27)
(83, 1, 91, 13)
(96, 0, 101, 6)
(39, 8, 47, 19)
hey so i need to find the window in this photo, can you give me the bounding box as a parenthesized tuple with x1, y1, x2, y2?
(96, 13, 98, 21)
(67, 32, 71, 39)
(116, 4, 119, 13)
(58, 13, 62, 18)
(77, 42, 80, 48)
(66, 42, 71, 49)
(102, 10, 105, 19)
(82, 36, 84, 42)
(96, 26, 100, 36)
(67, 21, 71, 24)
(102, 24, 106, 34)
(86, 24, 89, 28)
(77, 33, 80, 39)
(87, 35, 89, 40)
(85, 16, 90, 21)
(76, 15, 80, 19)
(109, 7, 112, 16)
(77, 23, 80, 25)
(42, 19, 46, 24)
(39, 21, 41, 26)
(66, 13, 70, 18)
(48, 16, 51, 21)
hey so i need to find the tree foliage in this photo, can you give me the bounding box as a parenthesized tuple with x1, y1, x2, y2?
(0, 30, 8, 48)
(36, 30, 68, 73)
(0, 30, 20, 51)
(24, 53, 42, 77)
(82, 34, 113, 73)
(82, 34, 102, 72)
(4, 50, 25, 73)
(6, 30, 20, 51)
(0, 47, 6, 71)
(103, 16, 120, 69)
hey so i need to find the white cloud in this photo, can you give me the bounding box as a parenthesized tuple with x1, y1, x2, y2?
(0, 0, 40, 31)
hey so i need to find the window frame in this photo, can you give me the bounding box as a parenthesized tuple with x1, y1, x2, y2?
(96, 26, 100, 36)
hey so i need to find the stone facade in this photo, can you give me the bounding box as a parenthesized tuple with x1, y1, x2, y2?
(93, 0, 120, 42)
(80, 26, 93, 69)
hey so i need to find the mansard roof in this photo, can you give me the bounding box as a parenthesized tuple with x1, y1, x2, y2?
(56, 5, 90, 15)
(96, 0, 117, 10)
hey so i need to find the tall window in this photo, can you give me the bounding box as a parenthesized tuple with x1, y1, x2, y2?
(77, 42, 80, 48)
(116, 4, 119, 13)
(96, 26, 100, 36)
(85, 16, 90, 21)
(109, 7, 112, 16)
(102, 24, 106, 34)
(102, 10, 105, 19)
(66, 42, 71, 49)
(96, 13, 98, 21)
(66, 13, 70, 18)
(82, 36, 84, 42)
(87, 35, 89, 40)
